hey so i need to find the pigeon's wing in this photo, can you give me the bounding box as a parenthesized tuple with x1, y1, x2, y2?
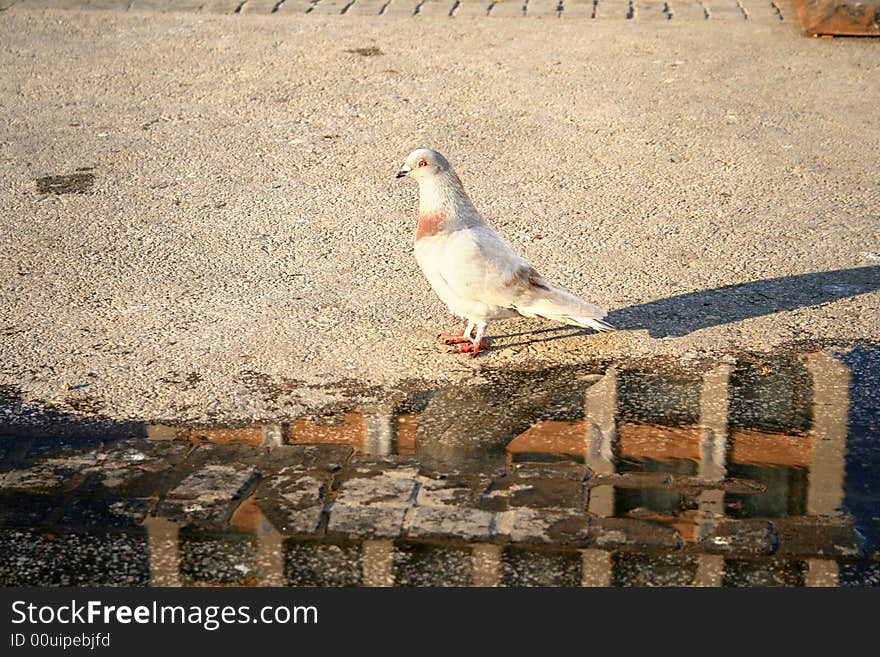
(439, 226, 533, 307)
(440, 226, 613, 331)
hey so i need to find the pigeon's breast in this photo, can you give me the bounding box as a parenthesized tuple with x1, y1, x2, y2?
(415, 211, 447, 241)
(414, 235, 463, 312)
(414, 233, 515, 322)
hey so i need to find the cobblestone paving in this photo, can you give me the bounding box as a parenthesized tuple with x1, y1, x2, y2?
(0, 438, 869, 586)
(1, 0, 787, 21)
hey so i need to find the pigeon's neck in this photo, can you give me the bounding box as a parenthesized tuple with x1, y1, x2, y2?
(417, 170, 482, 228)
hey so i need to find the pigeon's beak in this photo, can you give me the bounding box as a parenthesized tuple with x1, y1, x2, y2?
(395, 163, 411, 179)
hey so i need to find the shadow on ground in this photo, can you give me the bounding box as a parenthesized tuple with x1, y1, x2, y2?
(492, 266, 880, 347)
(609, 266, 880, 338)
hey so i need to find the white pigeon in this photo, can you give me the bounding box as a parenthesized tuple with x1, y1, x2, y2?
(397, 147, 613, 357)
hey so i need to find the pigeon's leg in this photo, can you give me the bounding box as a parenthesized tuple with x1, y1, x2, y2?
(450, 322, 489, 357)
(439, 320, 474, 345)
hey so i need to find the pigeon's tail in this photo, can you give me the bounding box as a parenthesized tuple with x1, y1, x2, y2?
(515, 282, 614, 333)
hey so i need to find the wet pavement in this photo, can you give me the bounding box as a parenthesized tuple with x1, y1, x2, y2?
(0, 342, 877, 586)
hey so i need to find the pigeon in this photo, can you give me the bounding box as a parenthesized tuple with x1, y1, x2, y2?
(396, 147, 613, 357)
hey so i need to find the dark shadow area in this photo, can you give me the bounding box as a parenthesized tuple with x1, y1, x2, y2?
(0, 388, 152, 586)
(604, 266, 880, 338)
(0, 384, 146, 444)
(490, 325, 589, 351)
(487, 266, 880, 349)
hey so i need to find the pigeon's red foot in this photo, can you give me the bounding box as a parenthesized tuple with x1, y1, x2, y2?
(450, 341, 490, 358)
(438, 332, 471, 345)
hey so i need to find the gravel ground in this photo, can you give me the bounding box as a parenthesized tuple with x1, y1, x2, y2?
(1, 9, 878, 422)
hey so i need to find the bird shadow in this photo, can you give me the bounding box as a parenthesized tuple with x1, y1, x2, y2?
(489, 265, 880, 347)
(491, 325, 589, 351)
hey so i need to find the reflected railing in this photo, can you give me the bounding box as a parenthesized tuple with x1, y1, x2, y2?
(132, 349, 857, 587)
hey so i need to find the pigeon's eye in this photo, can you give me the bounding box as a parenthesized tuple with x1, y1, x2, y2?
(418, 159, 427, 168)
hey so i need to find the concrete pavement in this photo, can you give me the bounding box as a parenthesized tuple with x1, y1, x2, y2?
(0, 6, 878, 422)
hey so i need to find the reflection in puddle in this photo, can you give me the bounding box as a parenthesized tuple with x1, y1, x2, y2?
(0, 345, 878, 587)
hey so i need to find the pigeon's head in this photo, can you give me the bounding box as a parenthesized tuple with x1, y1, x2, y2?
(396, 148, 451, 181)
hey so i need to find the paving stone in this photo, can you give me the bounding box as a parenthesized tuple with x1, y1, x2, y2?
(697, 518, 777, 554)
(507, 508, 589, 545)
(406, 506, 493, 541)
(416, 0, 456, 16)
(130, 0, 206, 11)
(259, 468, 325, 507)
(334, 473, 418, 506)
(157, 464, 260, 526)
(326, 503, 407, 537)
(310, 0, 351, 13)
(635, 0, 669, 20)
(250, 446, 354, 534)
(346, 0, 387, 14)
(589, 517, 683, 550)
(382, 0, 419, 14)
(275, 0, 317, 11)
(561, 0, 594, 18)
(12, 0, 89, 8)
(0, 459, 91, 493)
(454, 0, 491, 16)
(702, 0, 744, 19)
(668, 0, 706, 19)
(254, 467, 328, 534)
(81, 438, 190, 497)
(238, 0, 280, 12)
(488, 0, 523, 15)
(477, 484, 510, 511)
(526, 0, 559, 15)
(594, 0, 629, 17)
(738, 0, 782, 21)
(167, 464, 260, 500)
(266, 444, 353, 475)
(156, 498, 236, 526)
(198, 0, 242, 12)
(2, 438, 190, 496)
(774, 517, 861, 558)
(84, 0, 137, 9)
(415, 476, 485, 507)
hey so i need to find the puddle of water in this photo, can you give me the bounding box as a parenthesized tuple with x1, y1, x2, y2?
(35, 172, 95, 194)
(0, 343, 878, 587)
